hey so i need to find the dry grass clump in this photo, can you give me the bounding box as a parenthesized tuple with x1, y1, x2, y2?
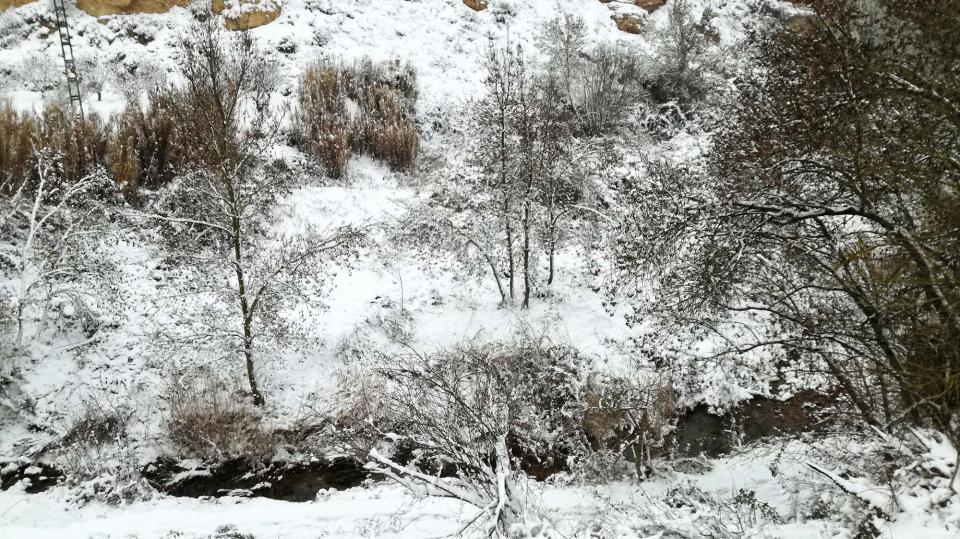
(107, 108, 141, 199)
(296, 58, 418, 176)
(105, 90, 184, 201)
(0, 103, 36, 195)
(0, 95, 183, 202)
(36, 104, 109, 186)
(166, 375, 273, 462)
(0, 102, 109, 193)
(297, 63, 353, 178)
(353, 83, 419, 170)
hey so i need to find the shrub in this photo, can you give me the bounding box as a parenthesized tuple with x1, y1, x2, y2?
(296, 58, 418, 175)
(166, 375, 273, 462)
(36, 104, 109, 185)
(578, 45, 639, 136)
(367, 339, 583, 534)
(0, 102, 35, 195)
(60, 405, 124, 449)
(341, 57, 418, 106)
(354, 84, 418, 170)
(56, 400, 153, 506)
(107, 108, 141, 200)
(104, 91, 184, 201)
(130, 88, 183, 188)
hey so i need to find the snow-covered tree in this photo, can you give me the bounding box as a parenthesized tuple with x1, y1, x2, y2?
(0, 150, 110, 357)
(140, 19, 359, 406)
(367, 340, 588, 536)
(613, 0, 960, 438)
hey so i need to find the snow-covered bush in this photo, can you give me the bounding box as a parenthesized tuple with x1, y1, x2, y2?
(641, 0, 719, 107)
(56, 400, 152, 506)
(581, 373, 676, 481)
(804, 429, 960, 537)
(366, 338, 590, 535)
(0, 150, 114, 355)
(540, 14, 656, 137)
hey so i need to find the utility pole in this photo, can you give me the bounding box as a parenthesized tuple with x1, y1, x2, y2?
(51, 0, 84, 117)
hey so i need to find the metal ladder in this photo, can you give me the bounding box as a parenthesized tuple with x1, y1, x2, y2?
(51, 0, 84, 117)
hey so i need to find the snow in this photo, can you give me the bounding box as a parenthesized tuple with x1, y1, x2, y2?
(0, 0, 664, 466)
(0, 448, 809, 538)
(0, 483, 469, 538)
(2, 439, 952, 537)
(2, 0, 957, 537)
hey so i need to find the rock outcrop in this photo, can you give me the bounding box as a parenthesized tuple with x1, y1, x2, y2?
(75, 0, 190, 17)
(213, 0, 281, 31)
(0, 0, 37, 11)
(634, 0, 666, 13)
(463, 0, 488, 11)
(611, 12, 645, 34)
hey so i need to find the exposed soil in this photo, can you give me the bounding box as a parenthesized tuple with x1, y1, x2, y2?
(141, 457, 368, 501)
(0, 460, 64, 493)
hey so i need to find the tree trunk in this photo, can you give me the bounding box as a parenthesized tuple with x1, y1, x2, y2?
(547, 212, 557, 286)
(498, 95, 514, 304)
(226, 177, 265, 407)
(503, 194, 514, 302)
(522, 202, 531, 308)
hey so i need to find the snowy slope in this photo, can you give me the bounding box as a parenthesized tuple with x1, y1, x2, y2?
(0, 0, 662, 457)
(6, 2, 940, 539)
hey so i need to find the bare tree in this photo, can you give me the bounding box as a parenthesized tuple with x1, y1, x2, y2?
(472, 44, 527, 305)
(538, 14, 588, 126)
(139, 19, 359, 406)
(612, 0, 960, 439)
(0, 150, 110, 355)
(18, 54, 61, 101)
(442, 44, 603, 306)
(78, 50, 113, 102)
(366, 340, 588, 536)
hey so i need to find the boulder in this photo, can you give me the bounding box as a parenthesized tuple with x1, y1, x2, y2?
(597, 0, 664, 13)
(463, 0, 488, 11)
(634, 0, 666, 13)
(612, 12, 645, 34)
(213, 0, 282, 31)
(0, 461, 63, 493)
(605, 2, 648, 35)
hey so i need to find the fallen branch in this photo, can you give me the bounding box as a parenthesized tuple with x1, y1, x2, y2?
(806, 461, 890, 518)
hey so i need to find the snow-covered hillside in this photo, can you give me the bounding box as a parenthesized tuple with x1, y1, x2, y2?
(1, 0, 958, 537)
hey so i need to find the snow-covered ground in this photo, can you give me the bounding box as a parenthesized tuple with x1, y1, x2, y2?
(0, 444, 844, 538)
(5, 439, 953, 538)
(1, 0, 673, 456)
(3, 0, 957, 537)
